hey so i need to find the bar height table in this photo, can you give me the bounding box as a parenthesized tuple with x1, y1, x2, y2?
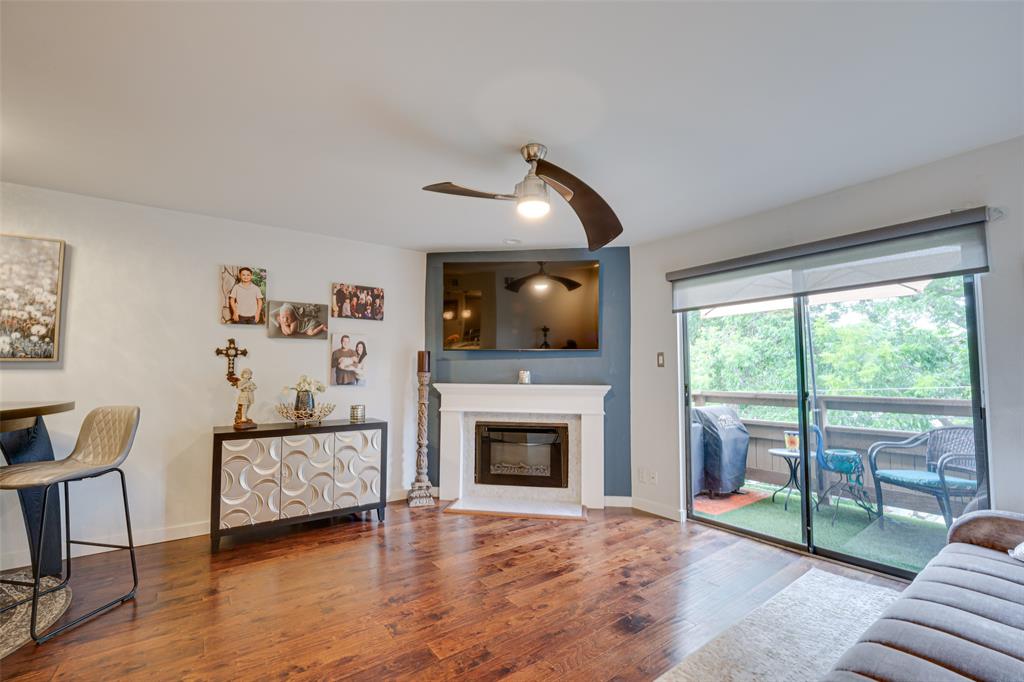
(0, 401, 75, 576)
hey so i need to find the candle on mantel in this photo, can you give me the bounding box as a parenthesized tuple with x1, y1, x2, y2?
(417, 350, 431, 373)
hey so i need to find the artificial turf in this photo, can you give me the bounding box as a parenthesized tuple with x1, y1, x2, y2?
(695, 483, 947, 573)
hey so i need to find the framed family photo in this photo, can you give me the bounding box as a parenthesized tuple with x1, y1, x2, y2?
(268, 300, 328, 340)
(221, 265, 267, 325)
(0, 234, 66, 362)
(331, 283, 384, 321)
(329, 332, 369, 386)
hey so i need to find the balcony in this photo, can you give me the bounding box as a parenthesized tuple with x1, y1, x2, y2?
(690, 390, 981, 572)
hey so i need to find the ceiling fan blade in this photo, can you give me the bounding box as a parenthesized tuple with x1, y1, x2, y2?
(422, 182, 514, 201)
(538, 175, 574, 202)
(548, 275, 582, 291)
(535, 160, 623, 251)
(504, 273, 540, 292)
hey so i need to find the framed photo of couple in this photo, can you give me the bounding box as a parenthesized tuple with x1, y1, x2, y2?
(330, 332, 369, 386)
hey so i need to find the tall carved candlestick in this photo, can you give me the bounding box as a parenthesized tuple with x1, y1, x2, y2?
(408, 351, 435, 507)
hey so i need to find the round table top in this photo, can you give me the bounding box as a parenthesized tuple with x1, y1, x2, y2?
(769, 448, 800, 458)
(0, 401, 75, 432)
(0, 401, 75, 420)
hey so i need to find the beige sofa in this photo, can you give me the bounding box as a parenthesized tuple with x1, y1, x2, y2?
(824, 510, 1024, 682)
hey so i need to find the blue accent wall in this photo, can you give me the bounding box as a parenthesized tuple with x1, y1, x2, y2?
(425, 247, 631, 496)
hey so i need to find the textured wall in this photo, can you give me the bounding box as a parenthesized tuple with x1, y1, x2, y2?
(425, 247, 631, 497)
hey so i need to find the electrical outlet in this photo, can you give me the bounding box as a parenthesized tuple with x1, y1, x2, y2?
(650, 471, 658, 485)
(656, 352, 665, 367)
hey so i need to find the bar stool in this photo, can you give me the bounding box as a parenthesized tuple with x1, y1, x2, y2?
(0, 406, 140, 643)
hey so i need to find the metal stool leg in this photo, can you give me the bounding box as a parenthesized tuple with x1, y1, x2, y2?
(0, 481, 71, 616)
(30, 469, 139, 644)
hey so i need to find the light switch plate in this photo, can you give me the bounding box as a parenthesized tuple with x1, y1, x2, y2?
(656, 352, 665, 367)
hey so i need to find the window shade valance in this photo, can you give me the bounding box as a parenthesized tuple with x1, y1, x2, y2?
(667, 207, 990, 313)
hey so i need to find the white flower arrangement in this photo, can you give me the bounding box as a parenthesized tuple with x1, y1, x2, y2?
(284, 374, 326, 393)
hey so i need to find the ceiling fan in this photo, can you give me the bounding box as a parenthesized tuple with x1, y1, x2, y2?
(504, 261, 581, 293)
(422, 143, 623, 251)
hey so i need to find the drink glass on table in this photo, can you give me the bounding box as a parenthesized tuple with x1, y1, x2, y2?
(783, 430, 800, 450)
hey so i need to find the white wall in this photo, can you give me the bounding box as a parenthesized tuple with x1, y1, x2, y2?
(0, 183, 425, 569)
(630, 137, 1024, 520)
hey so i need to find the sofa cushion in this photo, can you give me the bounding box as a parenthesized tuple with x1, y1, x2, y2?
(824, 542, 1024, 682)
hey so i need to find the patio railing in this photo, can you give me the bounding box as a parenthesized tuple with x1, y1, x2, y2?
(691, 390, 976, 515)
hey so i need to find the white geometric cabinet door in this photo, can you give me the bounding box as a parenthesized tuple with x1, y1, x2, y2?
(280, 433, 335, 519)
(220, 437, 282, 529)
(333, 429, 382, 509)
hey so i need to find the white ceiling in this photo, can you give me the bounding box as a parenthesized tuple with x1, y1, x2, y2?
(2, 2, 1021, 252)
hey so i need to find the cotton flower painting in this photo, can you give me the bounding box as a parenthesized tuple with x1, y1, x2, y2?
(0, 234, 66, 361)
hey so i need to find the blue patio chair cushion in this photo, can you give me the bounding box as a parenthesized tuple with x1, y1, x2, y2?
(823, 449, 863, 474)
(875, 469, 977, 493)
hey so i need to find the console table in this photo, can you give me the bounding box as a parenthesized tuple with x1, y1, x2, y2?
(210, 419, 387, 552)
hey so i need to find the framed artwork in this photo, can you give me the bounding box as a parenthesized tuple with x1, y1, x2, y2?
(267, 300, 328, 340)
(220, 265, 267, 325)
(331, 282, 384, 321)
(329, 332, 369, 386)
(0, 234, 66, 362)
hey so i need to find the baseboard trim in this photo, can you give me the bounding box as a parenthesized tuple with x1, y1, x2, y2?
(604, 496, 632, 507)
(1, 520, 209, 571)
(631, 497, 683, 521)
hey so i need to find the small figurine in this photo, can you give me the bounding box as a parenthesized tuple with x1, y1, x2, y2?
(232, 368, 258, 430)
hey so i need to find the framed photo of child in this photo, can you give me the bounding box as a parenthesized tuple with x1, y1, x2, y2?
(268, 300, 328, 340)
(331, 283, 384, 321)
(221, 265, 267, 325)
(329, 332, 369, 386)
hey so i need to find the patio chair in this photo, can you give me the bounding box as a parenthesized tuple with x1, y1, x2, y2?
(809, 425, 873, 525)
(868, 426, 978, 529)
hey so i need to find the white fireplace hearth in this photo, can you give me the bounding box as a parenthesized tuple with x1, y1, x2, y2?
(434, 383, 610, 518)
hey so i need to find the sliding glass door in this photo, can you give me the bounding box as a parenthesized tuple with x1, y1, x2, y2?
(684, 298, 805, 548)
(681, 275, 989, 577)
(800, 276, 987, 573)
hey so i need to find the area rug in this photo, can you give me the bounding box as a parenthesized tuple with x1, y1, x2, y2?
(657, 568, 899, 682)
(693, 487, 769, 515)
(0, 570, 71, 658)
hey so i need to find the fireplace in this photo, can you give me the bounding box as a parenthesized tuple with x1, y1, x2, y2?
(475, 422, 569, 488)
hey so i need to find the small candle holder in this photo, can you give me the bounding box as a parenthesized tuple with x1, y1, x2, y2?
(350, 404, 366, 423)
(517, 369, 531, 384)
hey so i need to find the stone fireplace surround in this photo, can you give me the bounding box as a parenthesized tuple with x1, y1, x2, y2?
(434, 383, 611, 517)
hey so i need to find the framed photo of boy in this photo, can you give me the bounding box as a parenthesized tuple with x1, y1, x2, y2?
(221, 265, 267, 325)
(0, 233, 66, 362)
(268, 300, 328, 340)
(329, 332, 369, 386)
(331, 283, 384, 321)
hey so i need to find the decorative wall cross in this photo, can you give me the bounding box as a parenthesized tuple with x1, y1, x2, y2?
(215, 338, 248, 384)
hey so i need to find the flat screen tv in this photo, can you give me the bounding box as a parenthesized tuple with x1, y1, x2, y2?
(442, 260, 600, 351)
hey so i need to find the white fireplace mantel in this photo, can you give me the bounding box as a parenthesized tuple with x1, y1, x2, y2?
(434, 383, 611, 510)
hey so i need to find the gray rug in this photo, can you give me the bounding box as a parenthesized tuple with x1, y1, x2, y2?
(0, 569, 72, 658)
(658, 568, 899, 682)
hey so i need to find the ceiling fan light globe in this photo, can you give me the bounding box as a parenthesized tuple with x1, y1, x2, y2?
(532, 281, 550, 292)
(517, 199, 550, 219)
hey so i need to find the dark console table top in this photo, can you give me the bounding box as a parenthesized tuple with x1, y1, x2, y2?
(213, 418, 386, 441)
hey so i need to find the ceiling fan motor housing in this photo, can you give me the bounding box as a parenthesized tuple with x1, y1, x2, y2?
(515, 173, 549, 202)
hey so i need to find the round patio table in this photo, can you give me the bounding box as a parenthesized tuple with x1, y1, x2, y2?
(1, 400, 75, 576)
(768, 448, 802, 511)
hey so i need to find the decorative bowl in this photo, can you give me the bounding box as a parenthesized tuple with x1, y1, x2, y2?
(275, 402, 336, 427)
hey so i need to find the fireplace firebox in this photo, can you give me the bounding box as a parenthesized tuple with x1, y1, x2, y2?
(475, 422, 569, 488)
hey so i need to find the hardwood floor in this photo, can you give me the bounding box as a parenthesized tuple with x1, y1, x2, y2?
(1, 504, 903, 680)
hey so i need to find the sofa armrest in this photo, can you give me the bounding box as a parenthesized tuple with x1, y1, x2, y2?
(947, 510, 1024, 552)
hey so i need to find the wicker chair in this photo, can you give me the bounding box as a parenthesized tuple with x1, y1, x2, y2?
(868, 426, 978, 528)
